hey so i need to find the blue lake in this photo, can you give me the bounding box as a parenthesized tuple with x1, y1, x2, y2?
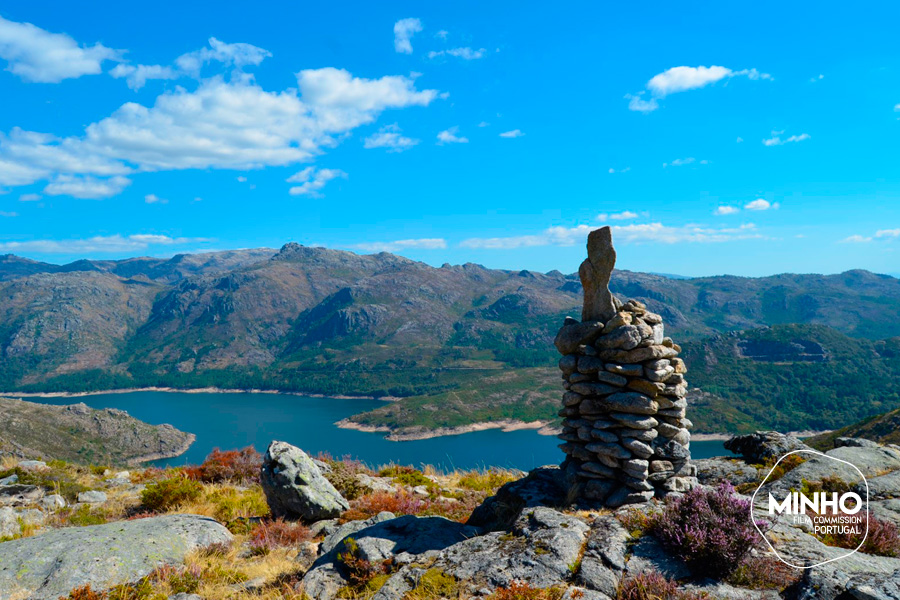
(27, 391, 729, 471)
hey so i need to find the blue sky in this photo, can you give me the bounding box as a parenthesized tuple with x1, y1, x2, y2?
(1, 1, 899, 277)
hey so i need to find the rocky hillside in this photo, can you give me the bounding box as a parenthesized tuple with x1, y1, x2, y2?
(2, 435, 900, 599)
(0, 396, 194, 465)
(3, 244, 900, 435)
(806, 407, 900, 449)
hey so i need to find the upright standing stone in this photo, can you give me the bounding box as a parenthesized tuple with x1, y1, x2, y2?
(579, 226, 617, 323)
(559, 228, 697, 507)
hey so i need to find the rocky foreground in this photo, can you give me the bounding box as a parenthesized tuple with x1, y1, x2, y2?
(1, 434, 900, 600)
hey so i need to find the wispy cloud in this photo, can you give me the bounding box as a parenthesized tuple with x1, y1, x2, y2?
(745, 198, 779, 211)
(43, 175, 131, 199)
(428, 47, 486, 60)
(19, 193, 41, 202)
(363, 124, 419, 152)
(437, 127, 468, 144)
(352, 238, 447, 252)
(0, 15, 121, 83)
(598, 211, 639, 221)
(499, 129, 524, 138)
(663, 157, 708, 168)
(0, 211, 18, 217)
(715, 206, 740, 215)
(841, 229, 900, 243)
(608, 167, 631, 174)
(0, 234, 211, 254)
(627, 66, 771, 112)
(393, 18, 423, 54)
(762, 132, 810, 146)
(460, 222, 762, 249)
(144, 193, 167, 204)
(286, 166, 347, 197)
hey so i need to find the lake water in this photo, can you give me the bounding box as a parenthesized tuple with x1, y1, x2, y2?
(28, 391, 729, 471)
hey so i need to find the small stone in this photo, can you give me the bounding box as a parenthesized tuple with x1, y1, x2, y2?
(577, 356, 605, 374)
(654, 439, 690, 461)
(657, 407, 686, 419)
(595, 453, 620, 468)
(582, 462, 616, 478)
(622, 438, 653, 459)
(582, 345, 598, 356)
(661, 383, 687, 398)
(666, 373, 685, 385)
(584, 479, 617, 501)
(600, 392, 658, 415)
(559, 407, 578, 418)
(18, 460, 48, 472)
(656, 396, 676, 409)
(594, 371, 627, 387)
(650, 460, 673, 473)
(648, 472, 673, 484)
(670, 358, 687, 373)
(610, 413, 658, 430)
(569, 373, 593, 384)
(0, 474, 18, 486)
(606, 363, 644, 377)
(559, 443, 594, 462)
(590, 429, 619, 443)
(622, 459, 650, 478)
(642, 312, 662, 325)
(646, 365, 675, 382)
(598, 345, 678, 363)
(623, 299, 646, 312)
(563, 392, 583, 407)
(672, 428, 691, 446)
(595, 325, 643, 351)
(601, 312, 632, 334)
(0, 485, 44, 507)
(585, 442, 631, 460)
(657, 423, 681, 438)
(559, 354, 578, 375)
(626, 379, 665, 398)
(622, 476, 654, 492)
(39, 494, 66, 512)
(619, 428, 658, 442)
(607, 487, 654, 508)
(77, 491, 108, 504)
(661, 477, 697, 493)
(555, 320, 605, 355)
(650, 323, 665, 345)
(681, 418, 694, 430)
(571, 382, 620, 397)
(577, 427, 593, 442)
(587, 418, 618, 429)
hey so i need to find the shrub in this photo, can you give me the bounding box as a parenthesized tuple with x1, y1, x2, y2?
(61, 585, 106, 600)
(323, 461, 373, 501)
(205, 485, 270, 523)
(140, 476, 203, 512)
(486, 581, 564, 600)
(151, 564, 202, 594)
(182, 447, 262, 485)
(457, 469, 518, 493)
(248, 518, 311, 555)
(616, 571, 706, 600)
(403, 568, 459, 600)
(800, 475, 853, 496)
(726, 554, 801, 590)
(63, 505, 108, 527)
(1, 466, 91, 502)
(337, 537, 394, 590)
(650, 482, 766, 578)
(819, 514, 900, 557)
(379, 465, 435, 490)
(343, 490, 429, 522)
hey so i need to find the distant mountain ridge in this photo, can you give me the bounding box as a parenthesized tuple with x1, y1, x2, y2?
(2, 244, 900, 435)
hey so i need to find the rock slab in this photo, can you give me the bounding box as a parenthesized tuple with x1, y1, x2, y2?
(260, 440, 349, 521)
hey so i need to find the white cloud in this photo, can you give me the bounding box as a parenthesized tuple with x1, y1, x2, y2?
(286, 166, 347, 197)
(0, 67, 440, 191)
(460, 222, 761, 249)
(175, 37, 271, 75)
(745, 198, 779, 211)
(43, 175, 131, 199)
(236, 176, 247, 182)
(597, 211, 639, 221)
(477, 121, 490, 127)
(499, 129, 524, 138)
(894, 103, 900, 112)
(811, 74, 824, 82)
(435, 30, 449, 40)
(0, 211, 17, 217)
(736, 137, 744, 143)
(18, 193, 41, 202)
(353, 238, 447, 252)
(109, 63, 178, 90)
(877, 229, 900, 239)
(841, 229, 900, 244)
(663, 157, 698, 168)
(0, 234, 210, 254)
(608, 167, 631, 174)
(437, 126, 468, 144)
(393, 18, 423, 54)
(0, 15, 120, 83)
(715, 205, 740, 215)
(628, 66, 771, 112)
(144, 193, 167, 204)
(762, 132, 810, 146)
(428, 47, 486, 60)
(841, 234, 872, 243)
(363, 124, 419, 151)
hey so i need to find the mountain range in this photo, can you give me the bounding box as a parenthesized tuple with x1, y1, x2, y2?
(2, 244, 900, 435)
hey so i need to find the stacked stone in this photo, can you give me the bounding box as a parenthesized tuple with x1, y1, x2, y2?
(557, 226, 697, 507)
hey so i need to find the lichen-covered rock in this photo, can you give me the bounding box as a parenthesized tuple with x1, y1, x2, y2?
(694, 458, 761, 487)
(467, 466, 568, 531)
(260, 440, 349, 521)
(723, 430, 810, 463)
(576, 515, 628, 597)
(0, 514, 232, 600)
(0, 484, 43, 507)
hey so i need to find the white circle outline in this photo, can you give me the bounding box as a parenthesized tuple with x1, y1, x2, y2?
(748, 448, 869, 569)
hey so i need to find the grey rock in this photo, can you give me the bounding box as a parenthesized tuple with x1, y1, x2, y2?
(309, 518, 341, 539)
(572, 383, 621, 398)
(724, 430, 810, 463)
(694, 458, 760, 486)
(563, 392, 583, 407)
(619, 428, 657, 442)
(0, 514, 232, 600)
(624, 531, 691, 580)
(559, 354, 578, 375)
(585, 442, 631, 460)
(865, 470, 900, 500)
(468, 467, 568, 531)
(77, 490, 108, 504)
(579, 227, 617, 322)
(0, 484, 43, 507)
(576, 355, 605, 374)
(0, 474, 18, 486)
(837, 437, 882, 449)
(17, 460, 48, 471)
(169, 594, 204, 600)
(590, 430, 618, 443)
(598, 345, 678, 363)
(594, 371, 627, 387)
(596, 325, 642, 351)
(598, 392, 658, 415)
(319, 511, 397, 554)
(653, 439, 690, 461)
(605, 363, 643, 377)
(555, 320, 605, 355)
(621, 438, 653, 459)
(609, 413, 657, 430)
(767, 445, 900, 497)
(576, 515, 627, 597)
(260, 440, 349, 521)
(0, 506, 21, 538)
(357, 474, 397, 494)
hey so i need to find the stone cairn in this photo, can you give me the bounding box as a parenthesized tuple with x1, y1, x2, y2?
(557, 226, 697, 507)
